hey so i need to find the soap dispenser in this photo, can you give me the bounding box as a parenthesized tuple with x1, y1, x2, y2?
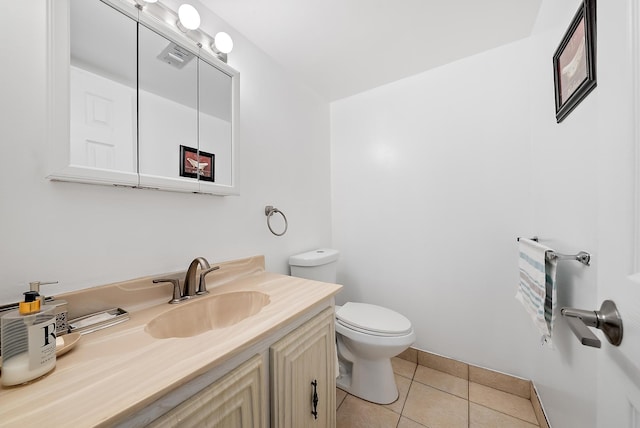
(30, 281, 69, 336)
(1, 291, 57, 386)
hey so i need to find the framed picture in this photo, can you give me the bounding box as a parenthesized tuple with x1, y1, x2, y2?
(552, 0, 597, 123)
(179, 145, 215, 182)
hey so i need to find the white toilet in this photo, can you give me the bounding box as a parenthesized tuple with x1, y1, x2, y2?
(289, 249, 416, 404)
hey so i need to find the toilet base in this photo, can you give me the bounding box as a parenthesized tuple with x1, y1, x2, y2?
(336, 355, 399, 404)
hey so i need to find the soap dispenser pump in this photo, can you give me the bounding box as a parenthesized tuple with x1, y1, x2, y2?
(29, 280, 69, 336)
(1, 290, 57, 386)
(29, 281, 58, 305)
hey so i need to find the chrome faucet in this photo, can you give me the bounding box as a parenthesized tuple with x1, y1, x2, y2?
(153, 257, 220, 303)
(183, 257, 211, 297)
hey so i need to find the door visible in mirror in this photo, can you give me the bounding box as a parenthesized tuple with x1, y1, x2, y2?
(69, 0, 137, 173)
(198, 59, 233, 186)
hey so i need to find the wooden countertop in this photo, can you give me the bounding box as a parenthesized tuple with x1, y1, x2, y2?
(0, 256, 342, 427)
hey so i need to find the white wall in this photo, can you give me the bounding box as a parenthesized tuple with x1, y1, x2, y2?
(0, 0, 332, 303)
(332, 1, 633, 426)
(331, 39, 538, 378)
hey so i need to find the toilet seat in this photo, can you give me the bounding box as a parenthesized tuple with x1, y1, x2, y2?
(336, 302, 413, 337)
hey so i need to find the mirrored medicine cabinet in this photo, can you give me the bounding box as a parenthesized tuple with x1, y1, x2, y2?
(46, 0, 239, 195)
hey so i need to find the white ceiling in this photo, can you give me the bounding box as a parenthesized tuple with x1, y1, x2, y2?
(199, 0, 542, 101)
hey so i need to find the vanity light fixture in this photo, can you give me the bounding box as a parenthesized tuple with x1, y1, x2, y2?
(135, 0, 233, 63)
(212, 32, 234, 54)
(177, 4, 201, 32)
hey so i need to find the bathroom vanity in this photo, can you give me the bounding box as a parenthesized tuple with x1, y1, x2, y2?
(144, 308, 335, 428)
(0, 256, 341, 427)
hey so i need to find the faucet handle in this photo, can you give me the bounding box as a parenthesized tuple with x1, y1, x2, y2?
(153, 278, 187, 304)
(197, 266, 220, 295)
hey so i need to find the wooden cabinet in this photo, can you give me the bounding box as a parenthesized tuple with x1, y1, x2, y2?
(270, 308, 336, 428)
(148, 355, 265, 428)
(137, 305, 337, 428)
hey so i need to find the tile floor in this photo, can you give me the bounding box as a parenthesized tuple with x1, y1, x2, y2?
(336, 357, 540, 428)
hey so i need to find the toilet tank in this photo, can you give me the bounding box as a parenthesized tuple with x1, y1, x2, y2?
(289, 249, 339, 283)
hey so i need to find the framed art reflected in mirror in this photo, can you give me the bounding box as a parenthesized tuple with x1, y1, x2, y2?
(180, 145, 215, 182)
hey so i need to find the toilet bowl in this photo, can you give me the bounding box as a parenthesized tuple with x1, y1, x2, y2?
(289, 249, 416, 405)
(335, 302, 416, 404)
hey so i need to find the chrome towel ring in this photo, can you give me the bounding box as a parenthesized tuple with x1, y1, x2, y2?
(265, 205, 288, 236)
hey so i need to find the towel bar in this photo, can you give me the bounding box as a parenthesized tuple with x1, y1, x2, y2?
(546, 251, 591, 266)
(516, 237, 591, 266)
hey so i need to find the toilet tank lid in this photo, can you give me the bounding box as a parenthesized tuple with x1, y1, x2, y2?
(289, 248, 340, 267)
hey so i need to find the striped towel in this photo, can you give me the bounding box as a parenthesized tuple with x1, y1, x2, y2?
(515, 238, 558, 346)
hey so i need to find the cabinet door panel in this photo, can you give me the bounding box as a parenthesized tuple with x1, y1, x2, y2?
(148, 355, 265, 428)
(271, 308, 336, 428)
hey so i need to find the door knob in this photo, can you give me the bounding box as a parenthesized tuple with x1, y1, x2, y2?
(561, 300, 623, 347)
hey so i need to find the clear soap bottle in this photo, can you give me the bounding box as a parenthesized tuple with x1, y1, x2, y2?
(1, 291, 57, 386)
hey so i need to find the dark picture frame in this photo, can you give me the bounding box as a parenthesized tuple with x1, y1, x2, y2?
(552, 0, 597, 123)
(179, 145, 215, 182)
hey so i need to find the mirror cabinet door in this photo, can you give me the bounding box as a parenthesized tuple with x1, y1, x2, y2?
(57, 0, 239, 194)
(138, 25, 199, 191)
(68, 0, 138, 184)
(198, 59, 234, 187)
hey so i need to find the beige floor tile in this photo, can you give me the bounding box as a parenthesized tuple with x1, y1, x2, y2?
(336, 387, 348, 410)
(392, 356, 417, 379)
(336, 395, 400, 428)
(398, 416, 428, 428)
(469, 365, 530, 398)
(417, 350, 469, 379)
(414, 365, 469, 399)
(403, 382, 468, 428)
(469, 382, 538, 424)
(470, 403, 539, 427)
(384, 374, 411, 414)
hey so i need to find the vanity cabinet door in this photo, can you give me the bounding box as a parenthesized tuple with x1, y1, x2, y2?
(270, 308, 336, 428)
(148, 355, 265, 428)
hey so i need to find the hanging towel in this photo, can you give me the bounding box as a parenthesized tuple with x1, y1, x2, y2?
(515, 238, 558, 346)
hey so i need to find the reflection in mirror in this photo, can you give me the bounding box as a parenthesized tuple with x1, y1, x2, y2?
(138, 25, 198, 185)
(61, 0, 238, 193)
(199, 60, 233, 185)
(69, 0, 137, 173)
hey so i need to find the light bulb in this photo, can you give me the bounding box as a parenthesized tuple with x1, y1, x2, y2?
(178, 4, 200, 31)
(214, 32, 234, 54)
(143, 0, 158, 3)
